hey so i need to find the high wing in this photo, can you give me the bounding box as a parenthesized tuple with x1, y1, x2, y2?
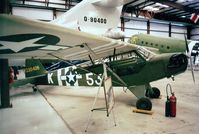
(0, 14, 140, 60)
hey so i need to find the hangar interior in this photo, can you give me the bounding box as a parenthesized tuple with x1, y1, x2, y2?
(5, 0, 199, 41)
(0, 0, 199, 134)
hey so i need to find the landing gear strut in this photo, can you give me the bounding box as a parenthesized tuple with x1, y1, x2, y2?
(136, 97, 152, 110)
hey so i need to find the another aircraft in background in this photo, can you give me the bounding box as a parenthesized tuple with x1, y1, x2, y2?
(51, 0, 126, 39)
(129, 33, 199, 55)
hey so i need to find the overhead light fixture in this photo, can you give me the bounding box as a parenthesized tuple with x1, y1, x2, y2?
(181, 15, 186, 18)
(143, 6, 159, 12)
(177, 0, 193, 3)
(143, 6, 153, 11)
(155, 3, 169, 8)
(152, 8, 160, 11)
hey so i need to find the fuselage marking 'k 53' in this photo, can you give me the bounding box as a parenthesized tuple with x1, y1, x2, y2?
(47, 66, 102, 86)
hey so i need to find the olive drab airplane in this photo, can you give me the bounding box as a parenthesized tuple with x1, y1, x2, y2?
(0, 0, 188, 110)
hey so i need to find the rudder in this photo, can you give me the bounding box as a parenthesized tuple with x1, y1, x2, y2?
(51, 0, 124, 35)
(25, 59, 47, 78)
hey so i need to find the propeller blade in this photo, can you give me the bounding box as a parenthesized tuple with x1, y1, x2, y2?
(189, 56, 196, 84)
(184, 33, 195, 84)
(184, 33, 189, 53)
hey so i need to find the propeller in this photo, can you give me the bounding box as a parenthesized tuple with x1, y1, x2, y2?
(184, 33, 195, 84)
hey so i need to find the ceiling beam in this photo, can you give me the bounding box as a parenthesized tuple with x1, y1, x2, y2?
(149, 0, 199, 14)
(154, 12, 197, 25)
(139, 2, 155, 9)
(124, 0, 139, 7)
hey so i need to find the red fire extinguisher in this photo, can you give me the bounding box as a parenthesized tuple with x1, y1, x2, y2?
(165, 84, 177, 117)
(170, 92, 177, 117)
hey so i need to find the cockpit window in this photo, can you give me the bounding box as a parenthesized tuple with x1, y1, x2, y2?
(136, 46, 155, 60)
(104, 50, 144, 63)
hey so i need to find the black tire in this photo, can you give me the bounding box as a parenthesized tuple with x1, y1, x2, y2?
(32, 86, 38, 92)
(152, 87, 160, 98)
(145, 87, 160, 99)
(136, 97, 152, 110)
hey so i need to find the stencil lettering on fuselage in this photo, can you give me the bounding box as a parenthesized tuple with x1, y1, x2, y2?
(47, 66, 102, 86)
(48, 73, 53, 84)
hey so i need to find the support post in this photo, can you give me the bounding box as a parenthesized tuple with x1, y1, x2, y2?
(0, 59, 12, 108)
(121, 13, 125, 42)
(187, 25, 192, 40)
(147, 20, 150, 34)
(169, 23, 171, 37)
(0, 0, 10, 14)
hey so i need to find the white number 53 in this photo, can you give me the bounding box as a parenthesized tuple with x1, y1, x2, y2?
(86, 73, 102, 86)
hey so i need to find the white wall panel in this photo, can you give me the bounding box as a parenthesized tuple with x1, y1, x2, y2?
(150, 31, 168, 37)
(191, 27, 199, 41)
(48, 4, 65, 9)
(150, 23, 169, 32)
(13, 7, 53, 20)
(24, 1, 46, 6)
(49, 0, 65, 3)
(191, 28, 199, 35)
(124, 29, 147, 38)
(125, 20, 147, 30)
(191, 35, 199, 41)
(171, 33, 184, 39)
(171, 25, 186, 34)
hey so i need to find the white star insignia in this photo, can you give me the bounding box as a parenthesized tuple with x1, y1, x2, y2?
(0, 37, 46, 52)
(67, 71, 76, 83)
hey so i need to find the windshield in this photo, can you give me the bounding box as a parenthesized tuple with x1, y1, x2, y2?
(136, 46, 156, 60)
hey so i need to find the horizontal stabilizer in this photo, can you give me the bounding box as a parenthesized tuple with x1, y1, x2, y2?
(10, 76, 37, 88)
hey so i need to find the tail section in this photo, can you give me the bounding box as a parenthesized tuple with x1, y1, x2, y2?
(25, 59, 47, 78)
(51, 0, 130, 35)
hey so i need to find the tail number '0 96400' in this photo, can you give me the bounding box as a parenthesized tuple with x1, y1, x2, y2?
(84, 16, 107, 24)
(86, 73, 102, 86)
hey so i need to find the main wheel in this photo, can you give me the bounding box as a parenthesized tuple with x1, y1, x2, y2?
(136, 97, 152, 110)
(145, 87, 160, 99)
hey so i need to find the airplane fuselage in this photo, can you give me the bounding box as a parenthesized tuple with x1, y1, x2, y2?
(129, 34, 188, 53)
(35, 52, 188, 87)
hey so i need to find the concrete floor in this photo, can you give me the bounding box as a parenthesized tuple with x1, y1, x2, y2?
(0, 86, 73, 134)
(0, 70, 199, 134)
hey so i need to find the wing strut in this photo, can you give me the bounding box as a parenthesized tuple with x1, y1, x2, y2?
(82, 43, 128, 87)
(113, 48, 116, 61)
(88, 54, 94, 65)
